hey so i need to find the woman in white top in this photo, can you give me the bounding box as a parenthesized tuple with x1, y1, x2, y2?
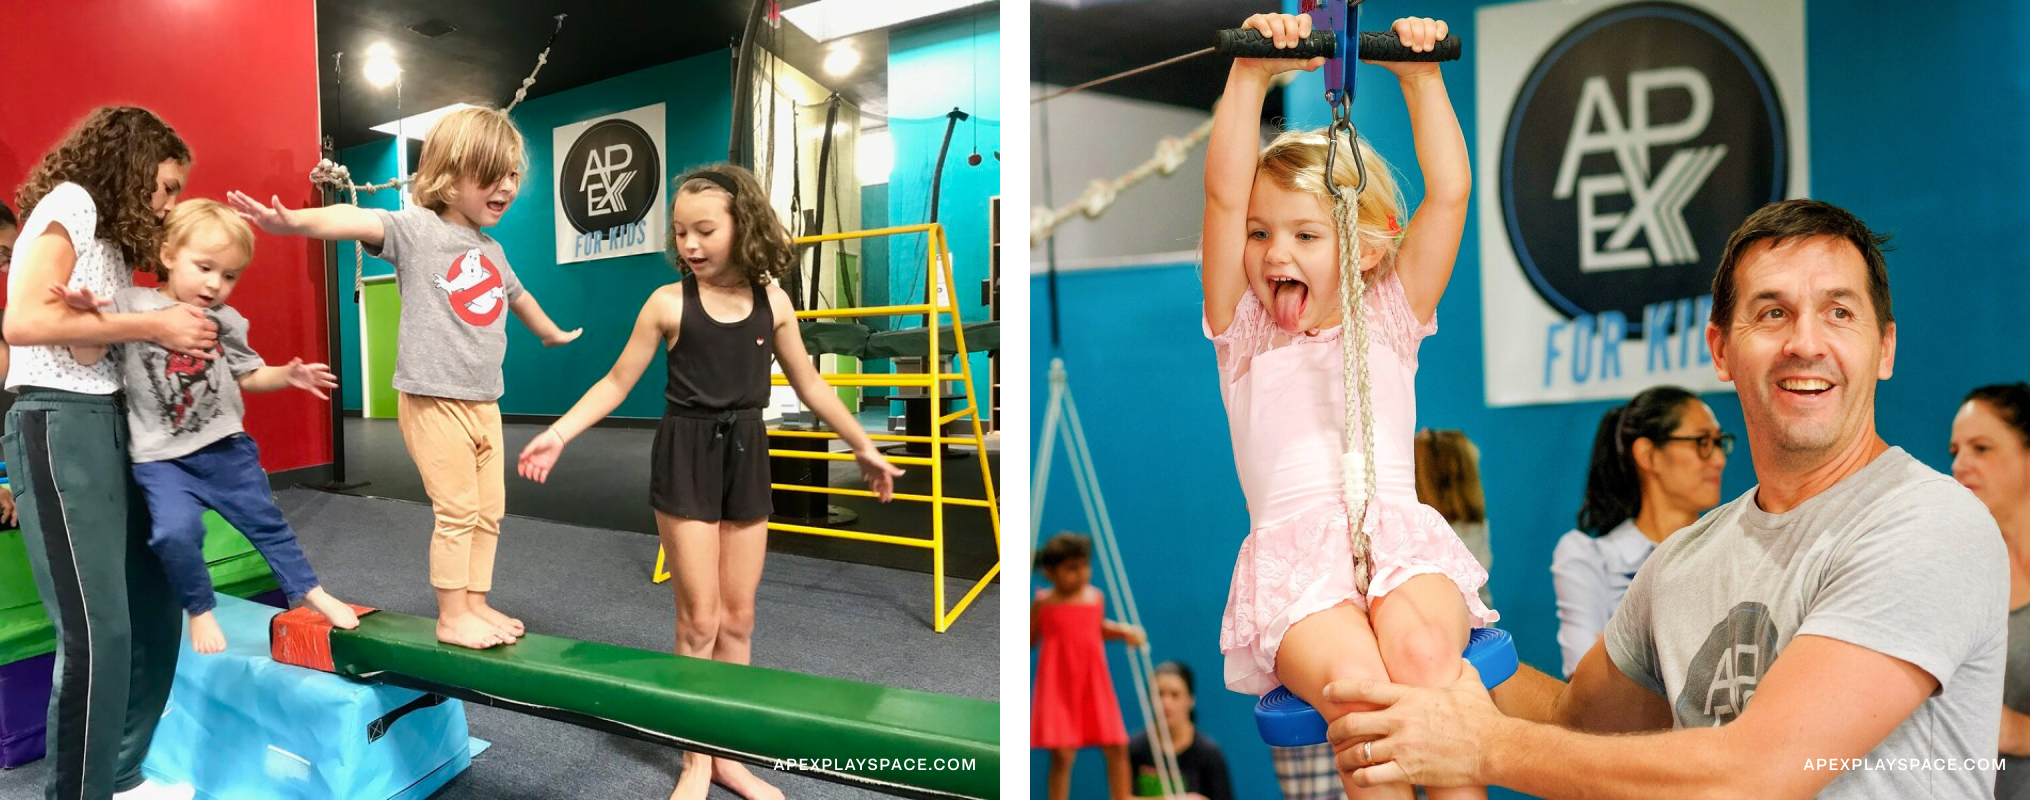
(6, 106, 215, 799)
(1551, 386, 1728, 677)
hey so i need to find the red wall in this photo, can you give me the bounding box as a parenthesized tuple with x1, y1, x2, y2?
(0, 0, 330, 472)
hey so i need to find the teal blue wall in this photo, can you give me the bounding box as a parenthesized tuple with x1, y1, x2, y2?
(886, 12, 1000, 419)
(336, 51, 732, 417)
(1035, 1, 2030, 798)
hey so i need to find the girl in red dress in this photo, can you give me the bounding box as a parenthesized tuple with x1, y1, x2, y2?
(1032, 532, 1146, 800)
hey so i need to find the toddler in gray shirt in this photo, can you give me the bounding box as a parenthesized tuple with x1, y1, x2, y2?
(71, 200, 360, 653)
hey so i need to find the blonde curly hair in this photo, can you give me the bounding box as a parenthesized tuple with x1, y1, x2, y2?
(1256, 128, 1407, 275)
(161, 199, 255, 271)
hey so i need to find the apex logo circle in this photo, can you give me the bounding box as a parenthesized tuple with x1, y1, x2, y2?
(1500, 2, 1788, 323)
(560, 118, 661, 235)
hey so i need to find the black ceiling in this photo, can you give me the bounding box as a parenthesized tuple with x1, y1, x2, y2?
(316, 0, 899, 152)
(1032, 0, 1284, 118)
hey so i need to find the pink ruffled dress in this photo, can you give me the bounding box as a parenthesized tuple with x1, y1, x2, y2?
(1208, 272, 1498, 695)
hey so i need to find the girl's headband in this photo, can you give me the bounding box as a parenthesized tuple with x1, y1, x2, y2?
(686, 170, 739, 197)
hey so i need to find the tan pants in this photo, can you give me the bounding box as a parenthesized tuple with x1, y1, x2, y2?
(397, 392, 505, 592)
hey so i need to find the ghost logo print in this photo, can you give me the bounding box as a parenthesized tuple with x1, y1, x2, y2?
(434, 248, 507, 326)
(1678, 601, 1781, 726)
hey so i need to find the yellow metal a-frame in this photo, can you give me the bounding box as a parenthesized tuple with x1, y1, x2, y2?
(654, 223, 1001, 632)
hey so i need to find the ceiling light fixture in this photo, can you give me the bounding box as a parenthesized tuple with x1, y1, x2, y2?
(363, 41, 401, 89)
(823, 43, 861, 77)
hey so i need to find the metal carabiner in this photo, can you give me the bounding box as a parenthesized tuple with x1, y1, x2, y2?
(1323, 106, 1366, 201)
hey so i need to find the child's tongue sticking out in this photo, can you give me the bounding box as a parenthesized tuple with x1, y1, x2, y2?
(1272, 279, 1309, 332)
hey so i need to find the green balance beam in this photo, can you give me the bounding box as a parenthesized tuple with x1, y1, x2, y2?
(273, 607, 997, 799)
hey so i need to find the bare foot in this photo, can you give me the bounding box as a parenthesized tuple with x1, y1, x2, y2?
(435, 614, 511, 650)
(468, 596, 525, 638)
(670, 753, 713, 800)
(302, 587, 360, 629)
(712, 759, 784, 800)
(188, 612, 227, 655)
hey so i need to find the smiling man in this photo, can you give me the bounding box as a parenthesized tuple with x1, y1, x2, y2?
(1322, 199, 2008, 798)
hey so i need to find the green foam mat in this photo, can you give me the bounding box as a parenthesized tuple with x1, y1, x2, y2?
(0, 511, 278, 665)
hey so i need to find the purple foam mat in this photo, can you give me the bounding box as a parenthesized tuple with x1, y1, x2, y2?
(0, 590, 283, 770)
(0, 652, 53, 768)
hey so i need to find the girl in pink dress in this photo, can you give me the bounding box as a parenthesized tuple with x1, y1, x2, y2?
(1201, 14, 1495, 800)
(1032, 533, 1146, 800)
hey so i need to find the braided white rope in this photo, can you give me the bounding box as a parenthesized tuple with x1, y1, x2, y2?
(309, 159, 409, 195)
(505, 51, 549, 112)
(1029, 73, 1299, 246)
(1333, 152, 1377, 595)
(308, 159, 409, 297)
(1029, 118, 1212, 246)
(505, 14, 566, 113)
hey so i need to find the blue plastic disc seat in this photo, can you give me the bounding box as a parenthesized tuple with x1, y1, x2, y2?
(1255, 627, 1518, 746)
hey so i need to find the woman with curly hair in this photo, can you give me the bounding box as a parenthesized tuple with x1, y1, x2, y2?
(6, 105, 216, 799)
(516, 164, 903, 800)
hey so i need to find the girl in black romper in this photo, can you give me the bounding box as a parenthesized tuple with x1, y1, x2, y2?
(518, 164, 902, 800)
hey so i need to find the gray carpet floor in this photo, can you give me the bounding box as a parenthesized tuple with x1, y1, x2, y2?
(0, 489, 999, 799)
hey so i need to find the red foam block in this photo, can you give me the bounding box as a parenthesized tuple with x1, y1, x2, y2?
(269, 604, 377, 673)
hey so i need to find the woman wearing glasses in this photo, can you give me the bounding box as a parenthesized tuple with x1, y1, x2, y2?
(1551, 386, 1729, 678)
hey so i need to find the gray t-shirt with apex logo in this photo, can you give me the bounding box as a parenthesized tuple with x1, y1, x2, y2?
(1605, 447, 2007, 798)
(364, 206, 525, 402)
(110, 288, 266, 463)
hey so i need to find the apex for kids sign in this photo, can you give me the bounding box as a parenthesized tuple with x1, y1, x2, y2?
(554, 104, 666, 264)
(1476, 0, 1809, 406)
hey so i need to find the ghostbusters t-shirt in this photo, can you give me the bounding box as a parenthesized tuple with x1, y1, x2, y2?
(365, 206, 525, 401)
(111, 288, 266, 463)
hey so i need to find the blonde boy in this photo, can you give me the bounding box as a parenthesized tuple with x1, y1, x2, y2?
(228, 107, 578, 649)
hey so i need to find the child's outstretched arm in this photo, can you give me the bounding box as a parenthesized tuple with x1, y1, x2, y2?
(1102, 619, 1148, 648)
(225, 191, 385, 247)
(1372, 17, 1470, 325)
(240, 358, 338, 398)
(764, 285, 905, 501)
(509, 293, 583, 347)
(518, 288, 672, 483)
(1203, 13, 1325, 336)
